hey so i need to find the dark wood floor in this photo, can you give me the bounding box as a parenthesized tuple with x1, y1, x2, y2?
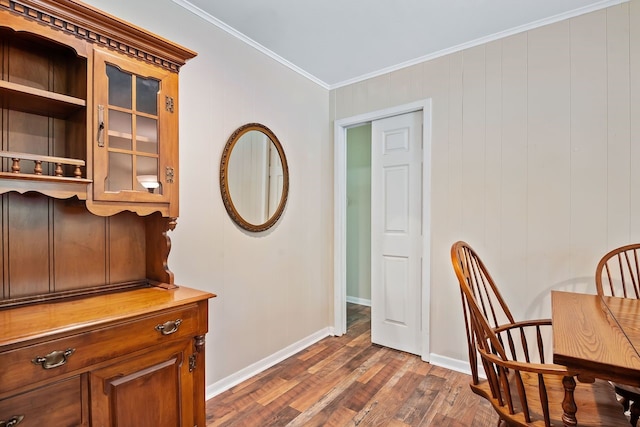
(206, 303, 498, 426)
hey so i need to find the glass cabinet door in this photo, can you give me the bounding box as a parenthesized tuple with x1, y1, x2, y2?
(92, 48, 178, 210)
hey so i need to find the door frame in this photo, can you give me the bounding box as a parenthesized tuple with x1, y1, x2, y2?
(333, 99, 432, 361)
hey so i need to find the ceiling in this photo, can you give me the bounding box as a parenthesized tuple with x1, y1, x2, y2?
(172, 0, 625, 89)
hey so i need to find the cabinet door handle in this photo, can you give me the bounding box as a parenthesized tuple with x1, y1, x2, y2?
(31, 348, 75, 369)
(0, 415, 24, 426)
(155, 319, 182, 335)
(97, 105, 105, 147)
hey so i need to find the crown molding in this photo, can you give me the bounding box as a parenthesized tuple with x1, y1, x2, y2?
(171, 0, 330, 89)
(329, 0, 628, 89)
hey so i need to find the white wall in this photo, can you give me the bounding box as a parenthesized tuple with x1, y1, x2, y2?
(81, 0, 333, 388)
(332, 1, 640, 364)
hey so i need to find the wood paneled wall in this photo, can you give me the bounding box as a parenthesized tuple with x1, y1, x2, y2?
(0, 193, 147, 302)
(332, 2, 640, 363)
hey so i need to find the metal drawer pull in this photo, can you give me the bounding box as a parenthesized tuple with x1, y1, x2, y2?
(0, 415, 24, 426)
(31, 348, 75, 370)
(155, 319, 182, 335)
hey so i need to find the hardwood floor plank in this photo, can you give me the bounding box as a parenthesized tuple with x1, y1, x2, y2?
(299, 382, 364, 426)
(346, 331, 371, 348)
(289, 347, 389, 414)
(307, 343, 372, 375)
(411, 359, 434, 376)
(343, 355, 407, 412)
(297, 343, 330, 361)
(357, 371, 425, 426)
(324, 406, 358, 426)
(383, 420, 413, 427)
(356, 361, 386, 384)
(394, 375, 443, 424)
(206, 401, 262, 427)
(287, 372, 345, 413)
(238, 400, 301, 427)
(257, 378, 301, 405)
(206, 304, 499, 426)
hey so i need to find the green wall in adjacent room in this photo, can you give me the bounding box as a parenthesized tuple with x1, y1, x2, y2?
(346, 123, 372, 303)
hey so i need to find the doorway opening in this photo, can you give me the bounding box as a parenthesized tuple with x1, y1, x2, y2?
(346, 123, 372, 321)
(334, 99, 432, 360)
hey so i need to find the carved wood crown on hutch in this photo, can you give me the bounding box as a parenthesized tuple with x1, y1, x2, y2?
(0, 0, 197, 72)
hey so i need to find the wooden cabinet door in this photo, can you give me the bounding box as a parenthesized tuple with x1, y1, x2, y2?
(91, 48, 179, 216)
(89, 340, 194, 427)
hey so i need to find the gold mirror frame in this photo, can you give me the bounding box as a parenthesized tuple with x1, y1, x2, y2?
(220, 123, 289, 232)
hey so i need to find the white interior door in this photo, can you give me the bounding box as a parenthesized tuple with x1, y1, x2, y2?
(371, 111, 422, 355)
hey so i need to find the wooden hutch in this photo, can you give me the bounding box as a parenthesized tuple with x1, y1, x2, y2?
(0, 0, 214, 426)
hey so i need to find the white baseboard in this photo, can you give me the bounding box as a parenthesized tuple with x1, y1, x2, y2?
(429, 353, 485, 379)
(206, 327, 333, 399)
(429, 353, 472, 375)
(346, 296, 371, 306)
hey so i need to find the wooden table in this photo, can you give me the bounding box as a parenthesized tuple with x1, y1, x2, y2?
(552, 290, 640, 386)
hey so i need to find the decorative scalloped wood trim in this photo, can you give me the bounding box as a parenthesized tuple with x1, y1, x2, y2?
(1, 0, 197, 72)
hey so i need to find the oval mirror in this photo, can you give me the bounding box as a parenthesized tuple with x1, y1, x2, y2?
(220, 123, 289, 232)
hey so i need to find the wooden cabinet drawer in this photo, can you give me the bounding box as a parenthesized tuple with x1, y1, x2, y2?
(0, 304, 200, 396)
(0, 375, 85, 426)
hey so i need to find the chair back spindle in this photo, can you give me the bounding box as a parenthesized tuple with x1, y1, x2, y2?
(596, 243, 640, 299)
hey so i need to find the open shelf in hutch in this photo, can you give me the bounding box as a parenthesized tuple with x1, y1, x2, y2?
(0, 25, 89, 200)
(0, 80, 86, 118)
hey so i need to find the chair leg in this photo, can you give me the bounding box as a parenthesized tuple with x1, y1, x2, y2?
(630, 401, 640, 427)
(561, 376, 578, 426)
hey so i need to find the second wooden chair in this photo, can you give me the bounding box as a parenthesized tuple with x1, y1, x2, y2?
(596, 243, 640, 427)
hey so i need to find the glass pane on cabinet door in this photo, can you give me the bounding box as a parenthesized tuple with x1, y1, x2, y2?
(108, 110, 132, 150)
(107, 152, 133, 192)
(136, 77, 159, 115)
(137, 116, 158, 154)
(136, 156, 160, 194)
(106, 65, 132, 109)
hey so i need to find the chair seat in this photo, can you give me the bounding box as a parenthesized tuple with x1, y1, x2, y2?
(471, 372, 629, 426)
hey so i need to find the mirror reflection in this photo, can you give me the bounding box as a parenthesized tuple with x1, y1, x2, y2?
(220, 123, 289, 232)
(228, 131, 283, 224)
